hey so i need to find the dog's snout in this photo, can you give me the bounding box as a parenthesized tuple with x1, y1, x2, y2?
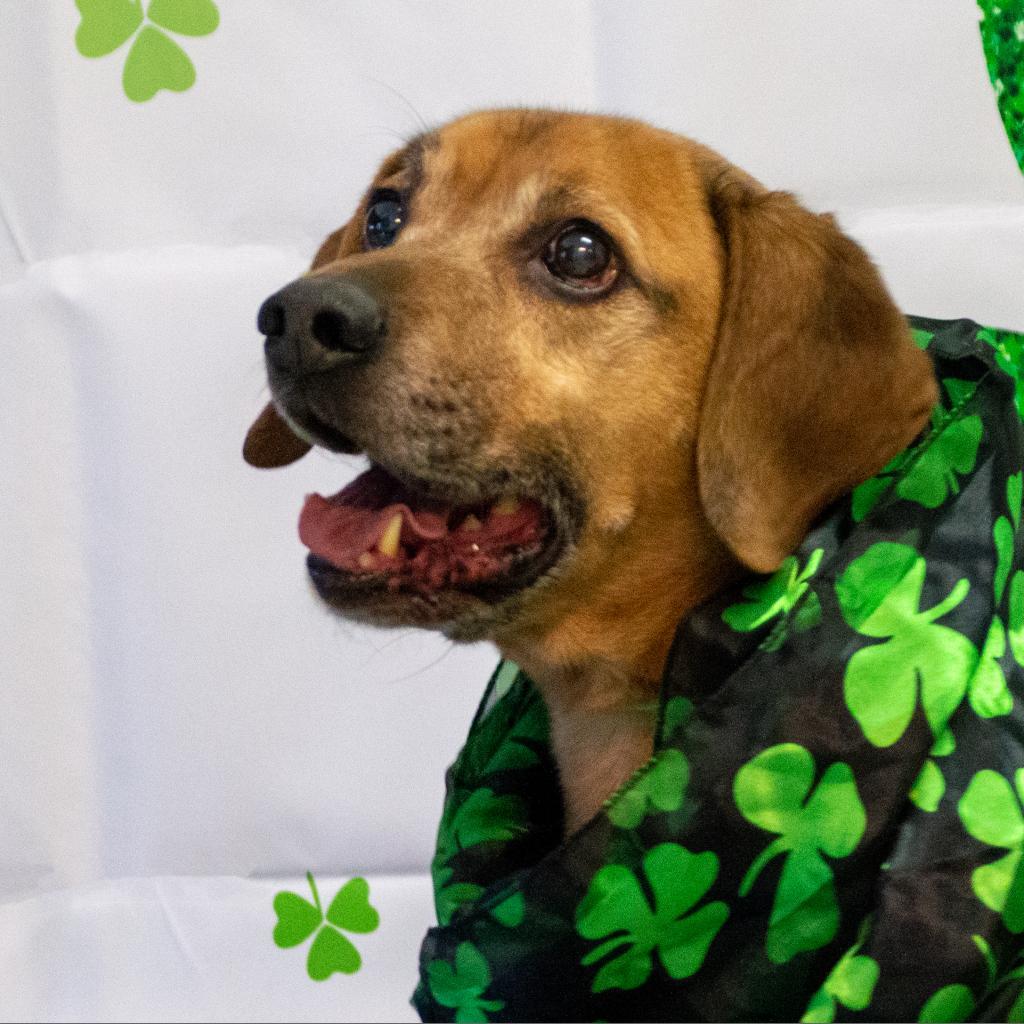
(258, 276, 385, 372)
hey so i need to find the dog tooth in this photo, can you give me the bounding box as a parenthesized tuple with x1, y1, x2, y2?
(358, 552, 376, 570)
(377, 512, 403, 558)
(461, 514, 483, 532)
(493, 497, 520, 516)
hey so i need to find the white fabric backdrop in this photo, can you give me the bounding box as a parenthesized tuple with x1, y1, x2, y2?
(2, 2, 1022, 1020)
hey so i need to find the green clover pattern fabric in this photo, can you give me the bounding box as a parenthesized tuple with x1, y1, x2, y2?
(415, 317, 1024, 1021)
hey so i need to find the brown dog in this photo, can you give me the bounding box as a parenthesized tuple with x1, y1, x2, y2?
(244, 109, 937, 834)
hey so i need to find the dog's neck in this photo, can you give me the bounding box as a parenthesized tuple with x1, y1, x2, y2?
(496, 515, 739, 834)
(507, 649, 663, 833)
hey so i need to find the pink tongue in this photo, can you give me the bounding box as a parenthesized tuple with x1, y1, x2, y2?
(297, 464, 545, 588)
(298, 466, 450, 567)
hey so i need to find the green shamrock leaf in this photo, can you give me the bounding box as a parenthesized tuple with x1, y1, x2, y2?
(490, 892, 525, 927)
(722, 549, 824, 635)
(1010, 570, 1024, 667)
(75, 0, 144, 57)
(660, 695, 694, 742)
(483, 697, 546, 773)
(911, 327, 935, 350)
(995, 472, 1022, 603)
(897, 408, 982, 510)
(147, 0, 220, 36)
(1011, 475, 1024, 530)
(74, 0, 219, 102)
(837, 542, 978, 747)
(122, 25, 195, 101)
(606, 749, 689, 830)
(978, 326, 1024, 421)
(996, 516, 1016, 603)
(448, 787, 526, 850)
(307, 924, 360, 980)
(909, 726, 955, 813)
(959, 769, 1024, 932)
(913, 733, 950, 811)
(431, 788, 525, 925)
(272, 888, 321, 948)
(426, 942, 504, 1022)
(851, 450, 904, 521)
(325, 876, 380, 934)
(918, 984, 976, 1022)
(968, 616, 1014, 719)
(734, 743, 865, 964)
(915, 934, 1002, 1021)
(272, 873, 379, 981)
(800, 926, 879, 1022)
(576, 843, 728, 993)
(432, 865, 485, 926)
(852, 387, 982, 520)
(910, 758, 946, 813)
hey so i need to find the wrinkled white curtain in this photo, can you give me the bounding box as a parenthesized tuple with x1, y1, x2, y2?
(1, 2, 1022, 1020)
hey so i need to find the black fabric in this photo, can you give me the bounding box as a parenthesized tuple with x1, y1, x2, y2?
(414, 317, 1024, 1022)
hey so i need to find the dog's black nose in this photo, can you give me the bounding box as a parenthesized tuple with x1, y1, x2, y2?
(258, 275, 385, 372)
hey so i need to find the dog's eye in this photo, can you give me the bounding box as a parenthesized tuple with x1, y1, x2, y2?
(543, 222, 617, 291)
(364, 191, 405, 249)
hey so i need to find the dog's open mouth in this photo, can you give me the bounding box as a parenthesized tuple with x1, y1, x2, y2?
(299, 463, 562, 603)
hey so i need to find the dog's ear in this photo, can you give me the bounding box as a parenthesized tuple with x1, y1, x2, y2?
(243, 223, 355, 468)
(309, 222, 352, 273)
(694, 154, 938, 573)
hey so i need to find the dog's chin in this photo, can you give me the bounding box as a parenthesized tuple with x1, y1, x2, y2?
(299, 455, 579, 642)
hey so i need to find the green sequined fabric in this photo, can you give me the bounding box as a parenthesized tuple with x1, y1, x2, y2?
(978, 0, 1024, 173)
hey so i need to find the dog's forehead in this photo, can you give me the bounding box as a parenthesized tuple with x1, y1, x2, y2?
(406, 110, 699, 225)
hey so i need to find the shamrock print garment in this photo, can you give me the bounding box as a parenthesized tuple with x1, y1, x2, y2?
(414, 317, 1024, 1022)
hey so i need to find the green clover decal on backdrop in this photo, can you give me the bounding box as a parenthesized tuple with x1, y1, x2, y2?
(836, 542, 978, 747)
(75, 0, 220, 102)
(272, 873, 379, 980)
(575, 843, 729, 993)
(722, 548, 824, 650)
(426, 941, 505, 1022)
(606, 750, 689, 830)
(800, 918, 880, 1022)
(734, 743, 866, 964)
(852, 380, 983, 521)
(958, 769, 1024, 932)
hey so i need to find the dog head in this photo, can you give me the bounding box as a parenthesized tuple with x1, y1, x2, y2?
(244, 109, 936, 676)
